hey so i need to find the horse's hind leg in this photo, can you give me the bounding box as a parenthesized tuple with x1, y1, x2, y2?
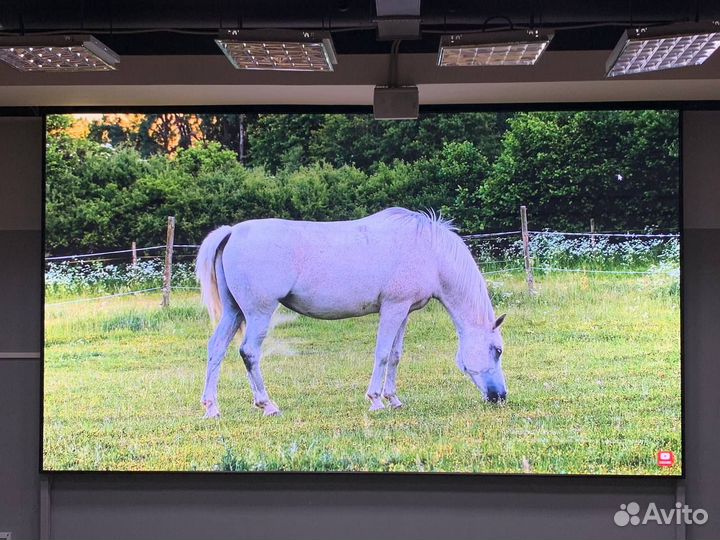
(240, 305, 281, 416)
(383, 315, 408, 409)
(202, 308, 244, 418)
(367, 302, 411, 411)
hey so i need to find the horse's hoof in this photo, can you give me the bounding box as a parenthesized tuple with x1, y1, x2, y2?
(202, 400, 221, 418)
(261, 402, 282, 416)
(368, 401, 385, 412)
(383, 395, 403, 409)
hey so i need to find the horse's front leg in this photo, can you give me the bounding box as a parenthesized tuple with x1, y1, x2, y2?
(240, 308, 281, 416)
(367, 303, 411, 411)
(202, 310, 243, 418)
(382, 315, 408, 409)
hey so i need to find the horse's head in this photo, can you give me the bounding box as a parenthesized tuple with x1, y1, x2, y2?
(457, 314, 507, 404)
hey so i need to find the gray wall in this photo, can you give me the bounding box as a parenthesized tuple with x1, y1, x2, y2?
(0, 112, 718, 540)
(0, 117, 43, 540)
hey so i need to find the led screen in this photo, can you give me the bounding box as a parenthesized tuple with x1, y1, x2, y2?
(43, 110, 682, 474)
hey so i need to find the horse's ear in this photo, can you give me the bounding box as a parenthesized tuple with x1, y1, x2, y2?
(494, 314, 507, 329)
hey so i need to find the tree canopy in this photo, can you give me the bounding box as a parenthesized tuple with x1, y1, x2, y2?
(45, 110, 679, 254)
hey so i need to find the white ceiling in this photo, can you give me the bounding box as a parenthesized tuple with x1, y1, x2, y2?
(0, 50, 718, 106)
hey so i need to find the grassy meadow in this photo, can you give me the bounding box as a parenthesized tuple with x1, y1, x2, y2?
(43, 270, 682, 475)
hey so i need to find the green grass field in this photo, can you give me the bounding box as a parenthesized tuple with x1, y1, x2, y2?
(43, 271, 681, 474)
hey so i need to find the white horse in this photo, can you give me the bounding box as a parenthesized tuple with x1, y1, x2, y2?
(196, 207, 507, 418)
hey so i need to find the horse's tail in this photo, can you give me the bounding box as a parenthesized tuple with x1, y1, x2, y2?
(196, 225, 233, 325)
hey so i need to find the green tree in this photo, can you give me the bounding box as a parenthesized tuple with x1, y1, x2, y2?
(46, 114, 74, 136)
(197, 113, 258, 163)
(309, 113, 505, 172)
(281, 163, 368, 221)
(126, 144, 280, 245)
(479, 111, 679, 231)
(45, 111, 680, 255)
(361, 141, 490, 231)
(248, 113, 507, 174)
(247, 114, 325, 173)
(45, 133, 150, 253)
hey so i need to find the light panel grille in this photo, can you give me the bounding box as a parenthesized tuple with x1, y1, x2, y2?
(0, 36, 119, 72)
(216, 31, 336, 72)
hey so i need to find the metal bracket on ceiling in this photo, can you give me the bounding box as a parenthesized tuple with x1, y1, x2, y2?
(375, 0, 421, 40)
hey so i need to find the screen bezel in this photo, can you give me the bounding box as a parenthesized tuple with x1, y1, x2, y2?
(38, 103, 686, 478)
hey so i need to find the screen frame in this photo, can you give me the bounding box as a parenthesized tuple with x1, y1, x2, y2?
(37, 102, 687, 479)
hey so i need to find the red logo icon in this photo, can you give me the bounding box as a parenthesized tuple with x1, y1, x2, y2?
(657, 451, 675, 467)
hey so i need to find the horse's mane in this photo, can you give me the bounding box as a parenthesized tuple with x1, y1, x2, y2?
(375, 206, 457, 232)
(374, 207, 495, 325)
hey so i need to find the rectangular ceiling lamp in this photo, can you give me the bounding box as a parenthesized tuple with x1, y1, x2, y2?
(606, 22, 720, 77)
(215, 29, 337, 71)
(0, 35, 119, 72)
(438, 29, 553, 67)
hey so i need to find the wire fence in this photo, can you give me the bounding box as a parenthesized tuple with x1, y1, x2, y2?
(529, 230, 679, 239)
(45, 245, 166, 261)
(46, 287, 165, 306)
(44, 215, 680, 306)
(43, 231, 679, 263)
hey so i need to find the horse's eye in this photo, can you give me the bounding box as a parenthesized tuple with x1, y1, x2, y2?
(495, 347, 503, 356)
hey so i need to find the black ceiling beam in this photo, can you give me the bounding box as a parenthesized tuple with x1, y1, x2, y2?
(0, 0, 717, 32)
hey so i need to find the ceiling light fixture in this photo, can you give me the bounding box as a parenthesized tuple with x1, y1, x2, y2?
(0, 35, 119, 72)
(606, 22, 720, 77)
(437, 29, 553, 67)
(215, 29, 337, 71)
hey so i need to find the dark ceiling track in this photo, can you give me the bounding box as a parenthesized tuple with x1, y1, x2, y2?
(0, 0, 716, 32)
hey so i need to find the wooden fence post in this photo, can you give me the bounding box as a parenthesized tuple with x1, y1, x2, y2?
(162, 216, 175, 308)
(590, 218, 596, 248)
(131, 241, 137, 266)
(520, 205, 535, 295)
